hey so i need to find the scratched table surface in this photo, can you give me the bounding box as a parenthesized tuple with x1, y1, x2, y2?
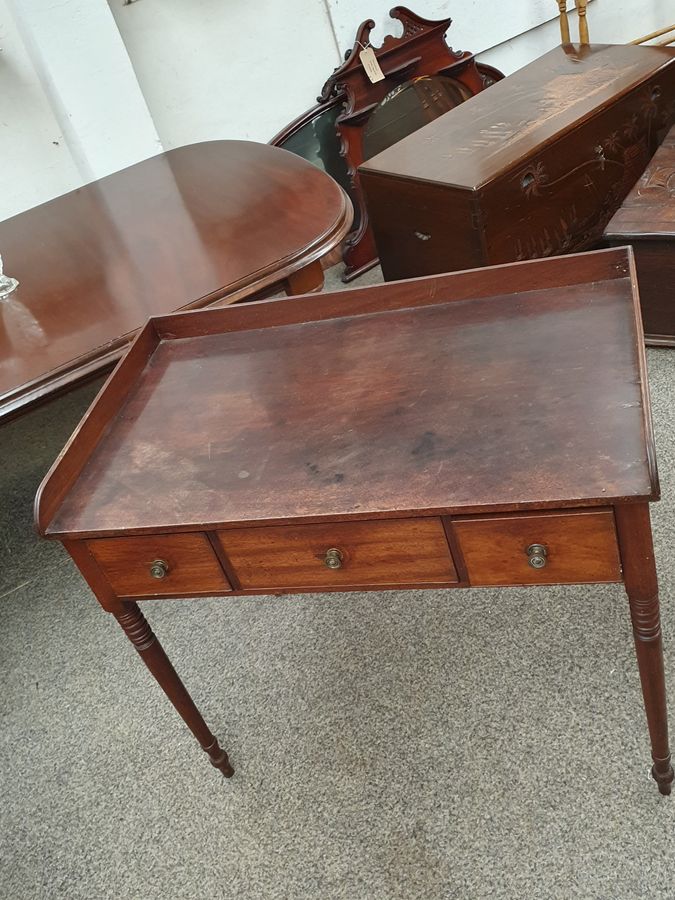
(42, 248, 656, 538)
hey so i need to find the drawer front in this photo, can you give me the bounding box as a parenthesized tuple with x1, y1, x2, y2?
(218, 518, 458, 590)
(86, 533, 231, 597)
(452, 509, 621, 587)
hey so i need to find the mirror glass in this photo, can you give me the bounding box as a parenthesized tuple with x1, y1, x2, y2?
(280, 104, 360, 231)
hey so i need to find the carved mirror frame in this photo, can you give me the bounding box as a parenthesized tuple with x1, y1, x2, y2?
(271, 7, 503, 281)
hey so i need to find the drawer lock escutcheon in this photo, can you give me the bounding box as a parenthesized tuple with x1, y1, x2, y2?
(324, 548, 344, 570)
(149, 559, 169, 579)
(526, 544, 548, 569)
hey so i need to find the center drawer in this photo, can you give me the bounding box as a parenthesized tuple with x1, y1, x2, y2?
(217, 517, 458, 590)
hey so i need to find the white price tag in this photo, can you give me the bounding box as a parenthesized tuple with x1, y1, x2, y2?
(359, 46, 385, 84)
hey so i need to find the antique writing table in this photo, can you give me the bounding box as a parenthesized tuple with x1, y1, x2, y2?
(35, 246, 673, 793)
(0, 141, 351, 423)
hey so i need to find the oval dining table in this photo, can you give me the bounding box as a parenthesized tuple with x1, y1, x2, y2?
(0, 140, 352, 423)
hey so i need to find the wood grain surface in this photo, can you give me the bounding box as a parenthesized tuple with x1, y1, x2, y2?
(86, 532, 231, 598)
(451, 509, 622, 586)
(360, 44, 675, 279)
(0, 140, 351, 422)
(218, 517, 458, 590)
(360, 44, 675, 188)
(40, 249, 655, 538)
(604, 124, 675, 344)
(605, 125, 675, 234)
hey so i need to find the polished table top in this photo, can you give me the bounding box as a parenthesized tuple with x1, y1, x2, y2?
(38, 246, 656, 539)
(0, 140, 351, 422)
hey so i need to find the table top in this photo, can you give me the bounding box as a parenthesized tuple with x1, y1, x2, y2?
(0, 140, 351, 423)
(360, 44, 675, 189)
(36, 246, 657, 540)
(605, 124, 675, 238)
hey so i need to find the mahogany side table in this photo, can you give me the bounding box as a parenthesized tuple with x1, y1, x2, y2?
(0, 140, 352, 423)
(35, 246, 673, 794)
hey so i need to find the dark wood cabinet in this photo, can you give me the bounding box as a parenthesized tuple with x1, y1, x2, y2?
(604, 123, 675, 345)
(359, 44, 675, 280)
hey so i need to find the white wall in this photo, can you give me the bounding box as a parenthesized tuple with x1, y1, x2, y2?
(0, 0, 160, 221)
(0, 2, 82, 221)
(479, 0, 674, 72)
(1, 0, 673, 222)
(107, 0, 675, 146)
(327, 0, 579, 58)
(108, 0, 341, 149)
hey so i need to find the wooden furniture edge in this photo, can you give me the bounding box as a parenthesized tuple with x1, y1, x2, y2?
(65, 505, 634, 603)
(359, 46, 675, 186)
(605, 231, 675, 241)
(625, 249, 660, 498)
(43, 498, 656, 542)
(269, 94, 346, 146)
(0, 185, 351, 426)
(39, 246, 657, 542)
(34, 321, 161, 537)
(645, 334, 675, 347)
(152, 246, 635, 340)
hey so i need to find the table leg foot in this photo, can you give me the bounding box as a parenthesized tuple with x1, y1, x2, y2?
(115, 601, 234, 780)
(203, 737, 234, 777)
(652, 756, 674, 795)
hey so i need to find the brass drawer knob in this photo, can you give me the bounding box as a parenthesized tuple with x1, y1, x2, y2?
(526, 544, 548, 569)
(149, 559, 169, 579)
(324, 548, 344, 570)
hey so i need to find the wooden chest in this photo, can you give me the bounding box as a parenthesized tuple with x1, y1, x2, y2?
(604, 124, 675, 346)
(359, 44, 675, 281)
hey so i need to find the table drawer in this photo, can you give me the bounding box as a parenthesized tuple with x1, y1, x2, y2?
(452, 509, 622, 586)
(86, 533, 231, 597)
(218, 517, 458, 590)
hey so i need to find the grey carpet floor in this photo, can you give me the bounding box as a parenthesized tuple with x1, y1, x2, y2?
(2, 266, 675, 899)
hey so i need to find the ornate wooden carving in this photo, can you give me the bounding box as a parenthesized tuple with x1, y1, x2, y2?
(324, 7, 501, 280)
(271, 7, 503, 281)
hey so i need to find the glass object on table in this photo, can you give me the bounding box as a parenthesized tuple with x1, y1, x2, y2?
(0, 254, 19, 299)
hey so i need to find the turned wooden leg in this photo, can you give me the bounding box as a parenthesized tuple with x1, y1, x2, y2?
(284, 259, 324, 295)
(576, 0, 589, 45)
(615, 504, 673, 795)
(114, 601, 234, 777)
(558, 0, 571, 43)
